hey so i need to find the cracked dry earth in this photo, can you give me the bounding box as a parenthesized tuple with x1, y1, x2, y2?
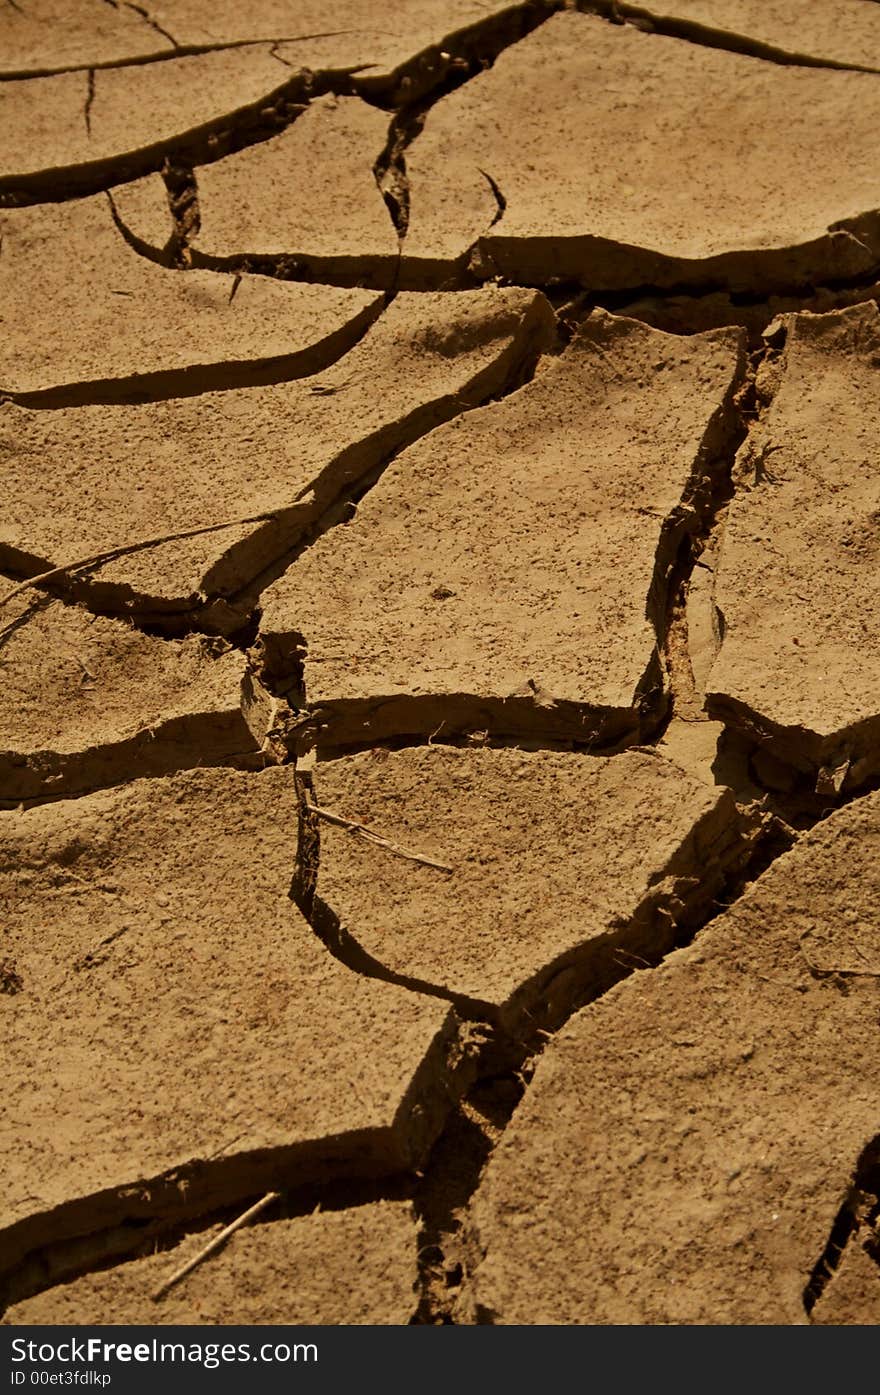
(2, 0, 880, 1332)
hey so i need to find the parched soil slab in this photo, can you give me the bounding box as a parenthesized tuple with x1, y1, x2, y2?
(0, 597, 269, 803)
(0, 71, 90, 192)
(0, 768, 467, 1283)
(300, 745, 759, 1036)
(0, 192, 381, 399)
(606, 0, 880, 71)
(0, 47, 314, 199)
(461, 791, 880, 1324)
(257, 311, 745, 749)
(0, 287, 552, 626)
(5, 1201, 418, 1325)
(0, 0, 171, 76)
(189, 96, 399, 284)
(706, 303, 880, 795)
(404, 11, 880, 292)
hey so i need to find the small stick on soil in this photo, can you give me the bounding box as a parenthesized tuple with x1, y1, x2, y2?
(798, 932, 880, 980)
(303, 800, 454, 873)
(150, 1191, 281, 1303)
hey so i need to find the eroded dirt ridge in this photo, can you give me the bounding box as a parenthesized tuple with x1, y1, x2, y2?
(1, 0, 879, 1326)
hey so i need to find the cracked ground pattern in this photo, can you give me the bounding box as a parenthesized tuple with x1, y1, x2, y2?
(1, 0, 879, 1328)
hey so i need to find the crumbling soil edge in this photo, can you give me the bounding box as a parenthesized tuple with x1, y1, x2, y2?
(803, 1135, 880, 1317)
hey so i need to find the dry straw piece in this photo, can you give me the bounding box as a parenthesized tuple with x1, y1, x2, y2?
(304, 798, 454, 873)
(150, 1190, 281, 1303)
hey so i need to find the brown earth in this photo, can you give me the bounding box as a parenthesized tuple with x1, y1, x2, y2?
(301, 745, 759, 1033)
(0, 767, 468, 1288)
(257, 311, 744, 747)
(406, 11, 880, 291)
(5, 1202, 419, 1325)
(2, 0, 879, 1329)
(707, 302, 880, 795)
(0, 597, 269, 803)
(461, 791, 880, 1324)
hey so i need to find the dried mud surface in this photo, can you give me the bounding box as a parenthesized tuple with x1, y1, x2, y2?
(2, 0, 879, 1328)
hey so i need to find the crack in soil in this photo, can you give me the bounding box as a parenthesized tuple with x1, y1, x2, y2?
(3, 1173, 418, 1317)
(115, 0, 178, 51)
(293, 760, 768, 1043)
(0, 276, 383, 410)
(653, 334, 767, 731)
(576, 0, 880, 76)
(82, 67, 95, 137)
(0, 33, 371, 82)
(803, 1135, 880, 1317)
(0, 289, 549, 640)
(0, 64, 354, 206)
(0, 2, 559, 208)
(0, 755, 790, 1317)
(405, 812, 798, 1322)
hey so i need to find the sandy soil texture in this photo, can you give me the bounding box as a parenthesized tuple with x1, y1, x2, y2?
(461, 791, 880, 1324)
(1, 0, 878, 1329)
(257, 311, 744, 747)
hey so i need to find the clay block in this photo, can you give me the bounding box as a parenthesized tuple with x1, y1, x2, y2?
(258, 311, 744, 747)
(189, 96, 399, 284)
(405, 11, 880, 291)
(303, 744, 758, 1035)
(0, 768, 465, 1278)
(463, 790, 880, 1323)
(707, 303, 880, 794)
(0, 597, 268, 803)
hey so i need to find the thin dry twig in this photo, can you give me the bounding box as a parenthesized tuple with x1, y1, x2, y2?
(304, 799, 454, 873)
(798, 932, 880, 980)
(0, 511, 280, 611)
(151, 1191, 281, 1303)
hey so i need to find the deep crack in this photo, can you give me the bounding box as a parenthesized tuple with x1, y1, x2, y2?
(576, 0, 880, 75)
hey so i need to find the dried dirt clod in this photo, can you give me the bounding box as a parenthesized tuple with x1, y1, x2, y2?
(0, 768, 468, 1283)
(0, 597, 269, 803)
(706, 302, 880, 796)
(405, 11, 880, 292)
(257, 310, 745, 749)
(301, 745, 760, 1037)
(0, 287, 552, 627)
(0, 191, 382, 398)
(811, 1239, 880, 1325)
(187, 95, 399, 283)
(4, 1200, 419, 1324)
(460, 790, 880, 1325)
(0, 0, 173, 75)
(599, 0, 880, 71)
